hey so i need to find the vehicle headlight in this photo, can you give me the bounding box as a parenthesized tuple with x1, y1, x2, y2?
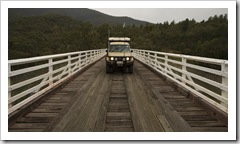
(126, 57, 130, 61)
(110, 57, 114, 61)
(122, 58, 126, 61)
(115, 58, 118, 61)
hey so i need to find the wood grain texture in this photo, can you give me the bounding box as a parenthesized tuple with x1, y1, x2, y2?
(9, 59, 228, 132)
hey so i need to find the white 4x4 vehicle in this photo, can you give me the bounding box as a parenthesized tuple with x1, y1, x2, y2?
(105, 37, 134, 73)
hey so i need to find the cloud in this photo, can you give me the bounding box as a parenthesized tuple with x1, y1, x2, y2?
(92, 8, 228, 23)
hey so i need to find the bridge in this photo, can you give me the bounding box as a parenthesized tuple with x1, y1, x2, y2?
(8, 49, 228, 132)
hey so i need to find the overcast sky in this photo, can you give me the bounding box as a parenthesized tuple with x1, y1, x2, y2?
(92, 8, 228, 24)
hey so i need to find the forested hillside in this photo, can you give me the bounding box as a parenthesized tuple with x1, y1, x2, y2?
(8, 13, 228, 60)
(8, 8, 149, 26)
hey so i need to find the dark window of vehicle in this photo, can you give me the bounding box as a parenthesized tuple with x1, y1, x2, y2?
(109, 45, 130, 52)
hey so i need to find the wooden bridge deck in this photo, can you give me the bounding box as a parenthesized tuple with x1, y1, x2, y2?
(9, 59, 228, 132)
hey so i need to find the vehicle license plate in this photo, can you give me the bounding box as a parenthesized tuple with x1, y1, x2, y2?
(117, 61, 123, 65)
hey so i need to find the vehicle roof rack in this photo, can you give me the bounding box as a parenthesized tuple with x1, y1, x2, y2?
(109, 37, 130, 42)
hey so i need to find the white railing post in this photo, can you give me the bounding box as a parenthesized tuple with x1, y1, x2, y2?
(221, 62, 228, 107)
(140, 51, 143, 61)
(94, 50, 97, 60)
(49, 58, 53, 85)
(78, 53, 82, 69)
(90, 51, 92, 62)
(86, 52, 89, 64)
(164, 55, 168, 74)
(8, 63, 12, 108)
(154, 53, 157, 68)
(68, 55, 71, 75)
(92, 51, 95, 62)
(146, 52, 149, 64)
(182, 56, 187, 84)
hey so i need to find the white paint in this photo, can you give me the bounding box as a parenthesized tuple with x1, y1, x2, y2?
(133, 49, 228, 113)
(8, 49, 106, 114)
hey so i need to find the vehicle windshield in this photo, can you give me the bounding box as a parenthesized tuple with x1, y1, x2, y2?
(109, 45, 130, 52)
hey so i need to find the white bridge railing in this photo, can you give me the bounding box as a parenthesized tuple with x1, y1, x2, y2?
(132, 49, 228, 113)
(8, 49, 106, 114)
(8, 48, 228, 115)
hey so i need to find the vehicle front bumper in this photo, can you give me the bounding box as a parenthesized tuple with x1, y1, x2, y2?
(106, 57, 134, 67)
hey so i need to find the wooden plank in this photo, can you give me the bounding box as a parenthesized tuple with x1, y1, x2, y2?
(187, 121, 226, 127)
(9, 129, 44, 132)
(25, 113, 58, 117)
(124, 77, 144, 132)
(44, 99, 70, 103)
(51, 66, 106, 131)
(106, 117, 132, 122)
(134, 61, 192, 132)
(17, 117, 53, 123)
(70, 68, 109, 132)
(192, 127, 228, 132)
(162, 91, 186, 96)
(167, 99, 194, 102)
(147, 77, 161, 81)
(40, 103, 67, 106)
(111, 89, 126, 94)
(164, 95, 187, 99)
(44, 59, 105, 132)
(93, 75, 112, 132)
(10, 123, 49, 129)
(157, 115, 174, 132)
(108, 106, 130, 112)
(106, 112, 131, 117)
(31, 108, 62, 113)
(64, 81, 103, 131)
(169, 102, 197, 107)
(112, 76, 124, 81)
(104, 127, 134, 132)
(109, 98, 128, 103)
(83, 74, 112, 132)
(175, 107, 205, 111)
(125, 69, 164, 132)
(178, 111, 210, 116)
(155, 86, 176, 93)
(59, 87, 80, 92)
(46, 97, 70, 101)
(182, 115, 217, 121)
(105, 83, 133, 131)
(110, 94, 127, 98)
(37, 105, 65, 109)
(105, 120, 133, 127)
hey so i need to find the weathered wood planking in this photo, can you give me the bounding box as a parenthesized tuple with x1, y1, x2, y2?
(128, 62, 192, 132)
(9, 59, 227, 132)
(9, 59, 104, 132)
(104, 73, 134, 132)
(134, 61, 227, 132)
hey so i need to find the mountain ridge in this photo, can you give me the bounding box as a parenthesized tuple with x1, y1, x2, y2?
(8, 8, 151, 26)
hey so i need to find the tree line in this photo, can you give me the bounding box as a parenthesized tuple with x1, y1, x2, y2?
(9, 14, 228, 60)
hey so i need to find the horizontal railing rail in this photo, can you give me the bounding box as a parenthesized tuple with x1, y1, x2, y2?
(132, 49, 228, 113)
(8, 49, 106, 114)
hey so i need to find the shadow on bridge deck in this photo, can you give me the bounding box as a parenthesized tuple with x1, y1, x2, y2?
(8, 58, 228, 132)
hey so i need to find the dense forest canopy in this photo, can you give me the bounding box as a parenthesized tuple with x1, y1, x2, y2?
(8, 12, 228, 60)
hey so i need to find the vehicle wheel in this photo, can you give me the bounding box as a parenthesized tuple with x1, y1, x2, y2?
(106, 64, 111, 74)
(128, 64, 133, 73)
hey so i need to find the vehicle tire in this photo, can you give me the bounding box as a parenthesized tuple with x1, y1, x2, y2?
(106, 64, 111, 74)
(128, 64, 133, 73)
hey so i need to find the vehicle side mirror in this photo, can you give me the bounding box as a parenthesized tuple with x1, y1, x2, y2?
(131, 50, 133, 52)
